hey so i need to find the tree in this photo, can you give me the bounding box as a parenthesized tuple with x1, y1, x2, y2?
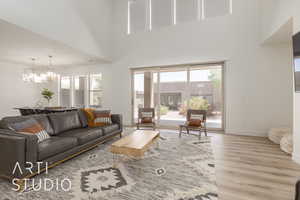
(208, 69, 221, 89)
(179, 97, 209, 115)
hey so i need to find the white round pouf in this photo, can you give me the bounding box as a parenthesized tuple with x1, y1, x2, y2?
(280, 134, 293, 155)
(268, 128, 291, 144)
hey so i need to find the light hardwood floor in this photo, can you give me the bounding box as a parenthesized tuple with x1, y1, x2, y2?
(212, 134, 300, 200)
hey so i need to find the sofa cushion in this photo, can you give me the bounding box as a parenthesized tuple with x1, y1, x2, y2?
(48, 112, 82, 135)
(38, 137, 78, 160)
(58, 127, 104, 145)
(101, 124, 120, 135)
(0, 114, 54, 135)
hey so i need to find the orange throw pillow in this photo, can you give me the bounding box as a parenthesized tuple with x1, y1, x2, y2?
(188, 119, 202, 127)
(141, 117, 152, 124)
(82, 108, 96, 127)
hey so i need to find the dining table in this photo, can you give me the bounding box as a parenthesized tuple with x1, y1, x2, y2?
(14, 107, 79, 116)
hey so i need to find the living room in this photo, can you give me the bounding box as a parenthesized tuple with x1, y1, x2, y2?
(0, 0, 300, 199)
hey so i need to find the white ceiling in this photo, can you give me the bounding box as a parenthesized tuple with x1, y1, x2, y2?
(0, 19, 108, 67)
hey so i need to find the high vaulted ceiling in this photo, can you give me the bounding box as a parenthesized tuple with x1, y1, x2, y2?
(0, 0, 112, 67)
(0, 19, 106, 67)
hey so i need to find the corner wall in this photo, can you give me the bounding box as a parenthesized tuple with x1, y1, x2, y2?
(261, 0, 300, 164)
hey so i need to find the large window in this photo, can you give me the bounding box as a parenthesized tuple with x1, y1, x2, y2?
(89, 74, 103, 108)
(127, 0, 232, 34)
(74, 76, 86, 108)
(128, 0, 148, 34)
(159, 70, 188, 126)
(176, 0, 199, 23)
(133, 73, 145, 121)
(59, 74, 102, 108)
(60, 76, 71, 107)
(132, 64, 224, 129)
(204, 0, 231, 18)
(151, 0, 173, 29)
(190, 66, 223, 128)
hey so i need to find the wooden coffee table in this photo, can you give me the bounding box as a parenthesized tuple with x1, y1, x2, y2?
(110, 130, 160, 162)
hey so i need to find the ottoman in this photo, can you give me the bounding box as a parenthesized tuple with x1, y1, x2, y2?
(280, 134, 293, 155)
(268, 128, 291, 144)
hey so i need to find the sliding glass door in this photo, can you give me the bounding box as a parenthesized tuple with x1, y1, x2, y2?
(159, 69, 188, 126)
(133, 72, 145, 123)
(189, 66, 223, 129)
(132, 63, 224, 130)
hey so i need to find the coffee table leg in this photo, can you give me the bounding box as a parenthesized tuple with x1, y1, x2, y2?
(113, 153, 118, 168)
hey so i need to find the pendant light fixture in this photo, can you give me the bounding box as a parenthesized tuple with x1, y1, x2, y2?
(46, 55, 58, 82)
(22, 56, 58, 83)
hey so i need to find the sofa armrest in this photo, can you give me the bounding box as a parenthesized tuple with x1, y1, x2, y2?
(111, 114, 123, 131)
(0, 132, 26, 178)
(296, 180, 300, 200)
(0, 129, 38, 165)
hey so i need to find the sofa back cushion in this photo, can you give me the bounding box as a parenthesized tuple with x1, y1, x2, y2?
(48, 111, 82, 135)
(0, 114, 54, 135)
(78, 109, 88, 128)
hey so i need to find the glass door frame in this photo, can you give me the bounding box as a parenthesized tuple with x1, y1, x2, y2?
(131, 62, 225, 131)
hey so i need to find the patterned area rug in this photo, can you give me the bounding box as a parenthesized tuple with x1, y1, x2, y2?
(0, 129, 218, 200)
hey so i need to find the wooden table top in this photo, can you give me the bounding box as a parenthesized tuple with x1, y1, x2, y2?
(14, 107, 78, 111)
(110, 130, 160, 157)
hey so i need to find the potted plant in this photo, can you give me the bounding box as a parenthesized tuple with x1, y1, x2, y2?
(41, 88, 54, 106)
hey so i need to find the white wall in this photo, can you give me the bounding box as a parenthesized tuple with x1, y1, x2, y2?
(0, 0, 112, 60)
(255, 0, 300, 164)
(294, 1, 300, 33)
(110, 0, 293, 136)
(0, 62, 41, 118)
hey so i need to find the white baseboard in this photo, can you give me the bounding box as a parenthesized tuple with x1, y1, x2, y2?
(292, 153, 300, 164)
(225, 129, 268, 137)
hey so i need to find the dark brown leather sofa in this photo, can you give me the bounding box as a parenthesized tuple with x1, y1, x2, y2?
(0, 110, 122, 183)
(296, 180, 300, 200)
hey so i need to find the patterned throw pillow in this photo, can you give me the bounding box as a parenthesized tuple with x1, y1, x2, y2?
(93, 110, 112, 126)
(188, 114, 203, 127)
(82, 109, 112, 127)
(141, 112, 153, 123)
(9, 118, 50, 143)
